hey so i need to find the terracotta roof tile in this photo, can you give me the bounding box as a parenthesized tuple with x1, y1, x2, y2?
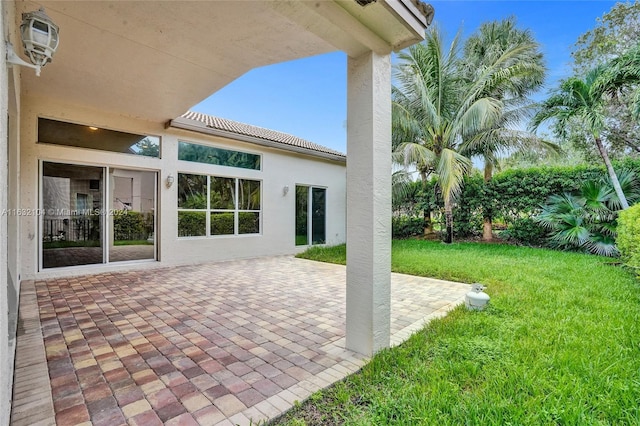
(180, 111, 345, 158)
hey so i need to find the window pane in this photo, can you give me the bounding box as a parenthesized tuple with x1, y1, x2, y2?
(178, 141, 260, 170)
(238, 179, 261, 210)
(178, 173, 207, 209)
(210, 177, 235, 210)
(295, 186, 308, 246)
(42, 162, 104, 268)
(38, 118, 160, 157)
(211, 212, 235, 235)
(110, 169, 156, 262)
(312, 188, 326, 244)
(239, 212, 260, 234)
(178, 211, 206, 237)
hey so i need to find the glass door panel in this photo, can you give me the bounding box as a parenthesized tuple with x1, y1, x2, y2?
(42, 162, 104, 268)
(109, 169, 156, 262)
(311, 188, 326, 244)
(295, 186, 309, 246)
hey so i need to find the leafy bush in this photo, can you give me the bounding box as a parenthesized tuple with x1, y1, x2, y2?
(394, 159, 640, 248)
(533, 178, 627, 256)
(178, 211, 206, 237)
(617, 203, 640, 270)
(113, 211, 150, 241)
(392, 216, 424, 238)
(211, 213, 234, 235)
(239, 212, 259, 234)
(501, 217, 547, 246)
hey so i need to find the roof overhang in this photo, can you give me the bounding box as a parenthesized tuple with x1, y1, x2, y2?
(12, 0, 429, 123)
(168, 116, 347, 163)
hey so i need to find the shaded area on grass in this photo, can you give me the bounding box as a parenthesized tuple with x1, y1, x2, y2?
(281, 240, 640, 425)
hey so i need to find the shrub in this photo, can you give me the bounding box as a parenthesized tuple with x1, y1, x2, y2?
(211, 213, 234, 235)
(178, 211, 206, 237)
(392, 216, 423, 238)
(502, 217, 547, 246)
(239, 212, 259, 234)
(617, 203, 640, 270)
(113, 211, 147, 241)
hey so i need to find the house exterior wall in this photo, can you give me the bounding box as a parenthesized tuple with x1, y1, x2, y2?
(19, 96, 346, 280)
(0, 3, 10, 422)
(2, 0, 21, 423)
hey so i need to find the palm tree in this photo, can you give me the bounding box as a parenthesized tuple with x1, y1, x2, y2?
(393, 26, 504, 243)
(531, 46, 640, 210)
(459, 17, 546, 241)
(535, 170, 640, 256)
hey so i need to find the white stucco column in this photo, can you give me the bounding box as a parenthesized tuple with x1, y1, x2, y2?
(346, 50, 392, 356)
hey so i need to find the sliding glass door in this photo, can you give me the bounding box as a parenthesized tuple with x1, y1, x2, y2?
(42, 162, 104, 268)
(295, 185, 326, 246)
(41, 162, 156, 269)
(109, 168, 156, 262)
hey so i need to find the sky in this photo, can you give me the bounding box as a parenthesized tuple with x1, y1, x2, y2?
(192, 1, 619, 155)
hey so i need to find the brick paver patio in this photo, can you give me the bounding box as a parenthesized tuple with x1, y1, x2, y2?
(10, 256, 470, 425)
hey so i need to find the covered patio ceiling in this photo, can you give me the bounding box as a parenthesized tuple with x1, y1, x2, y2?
(13, 0, 429, 123)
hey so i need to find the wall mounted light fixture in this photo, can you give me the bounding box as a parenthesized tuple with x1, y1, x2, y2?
(355, 0, 377, 6)
(166, 174, 175, 188)
(6, 8, 59, 76)
(283, 185, 289, 196)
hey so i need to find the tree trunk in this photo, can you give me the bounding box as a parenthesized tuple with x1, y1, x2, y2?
(444, 198, 453, 244)
(420, 172, 435, 238)
(595, 137, 630, 209)
(423, 208, 434, 236)
(482, 161, 493, 242)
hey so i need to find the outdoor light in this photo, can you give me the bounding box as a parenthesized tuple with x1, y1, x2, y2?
(6, 7, 59, 76)
(283, 185, 289, 196)
(166, 174, 175, 188)
(465, 284, 490, 311)
(355, 0, 377, 6)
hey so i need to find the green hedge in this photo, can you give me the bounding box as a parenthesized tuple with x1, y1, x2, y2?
(617, 203, 640, 271)
(211, 212, 234, 235)
(113, 211, 153, 241)
(392, 216, 423, 238)
(394, 159, 640, 245)
(178, 211, 206, 237)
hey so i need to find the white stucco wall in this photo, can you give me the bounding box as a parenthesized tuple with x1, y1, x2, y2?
(0, 3, 10, 422)
(19, 97, 346, 279)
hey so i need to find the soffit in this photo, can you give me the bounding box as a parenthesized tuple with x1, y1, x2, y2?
(15, 1, 427, 123)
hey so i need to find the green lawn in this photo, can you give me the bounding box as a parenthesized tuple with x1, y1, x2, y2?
(278, 240, 640, 425)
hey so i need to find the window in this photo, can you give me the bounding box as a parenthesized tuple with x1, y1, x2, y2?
(178, 173, 261, 237)
(178, 141, 261, 170)
(38, 118, 160, 157)
(295, 186, 326, 245)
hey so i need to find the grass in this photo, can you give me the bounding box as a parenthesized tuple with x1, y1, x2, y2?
(114, 239, 153, 246)
(43, 239, 152, 249)
(279, 240, 640, 425)
(43, 240, 100, 249)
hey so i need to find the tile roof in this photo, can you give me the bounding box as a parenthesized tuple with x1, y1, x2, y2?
(180, 111, 345, 159)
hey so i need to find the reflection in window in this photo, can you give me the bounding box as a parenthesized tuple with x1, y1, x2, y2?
(210, 177, 235, 210)
(178, 141, 261, 170)
(178, 211, 206, 237)
(41, 162, 104, 268)
(295, 186, 326, 245)
(295, 186, 309, 246)
(178, 174, 207, 209)
(239, 179, 261, 210)
(38, 118, 160, 157)
(312, 188, 326, 244)
(177, 173, 261, 237)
